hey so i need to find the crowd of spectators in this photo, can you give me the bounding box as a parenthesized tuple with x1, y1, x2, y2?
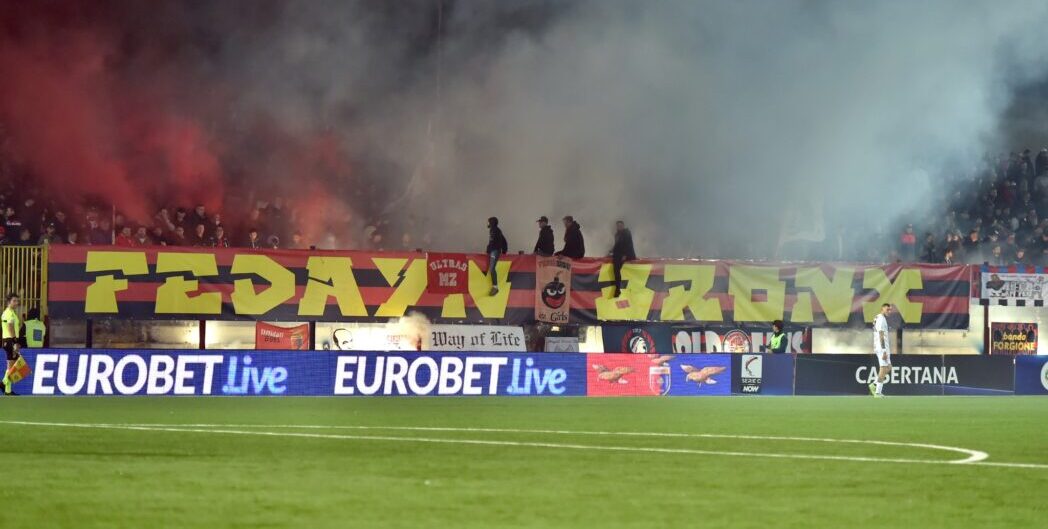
(889, 149, 1048, 266)
(0, 182, 437, 253)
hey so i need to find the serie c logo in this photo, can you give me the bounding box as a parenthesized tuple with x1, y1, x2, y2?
(1040, 361, 1048, 392)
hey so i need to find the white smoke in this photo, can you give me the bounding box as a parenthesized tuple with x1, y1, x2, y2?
(389, 311, 433, 351)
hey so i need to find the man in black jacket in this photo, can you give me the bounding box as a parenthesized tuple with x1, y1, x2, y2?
(611, 220, 636, 297)
(486, 217, 509, 296)
(534, 216, 555, 256)
(556, 216, 585, 259)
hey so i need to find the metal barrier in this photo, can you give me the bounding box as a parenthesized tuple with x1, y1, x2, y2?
(0, 244, 48, 317)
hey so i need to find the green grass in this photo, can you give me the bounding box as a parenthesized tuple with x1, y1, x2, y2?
(1, 397, 1046, 529)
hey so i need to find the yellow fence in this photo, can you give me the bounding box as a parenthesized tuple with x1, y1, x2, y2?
(0, 245, 48, 317)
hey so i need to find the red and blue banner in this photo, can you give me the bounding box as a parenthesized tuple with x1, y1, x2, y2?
(47, 246, 972, 328)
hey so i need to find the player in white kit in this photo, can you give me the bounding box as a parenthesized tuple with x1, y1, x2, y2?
(869, 303, 892, 397)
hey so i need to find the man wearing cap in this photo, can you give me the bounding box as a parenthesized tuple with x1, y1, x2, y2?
(534, 216, 555, 256)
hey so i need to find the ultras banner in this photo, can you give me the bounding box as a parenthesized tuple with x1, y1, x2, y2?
(48, 246, 535, 323)
(48, 247, 971, 328)
(569, 260, 971, 329)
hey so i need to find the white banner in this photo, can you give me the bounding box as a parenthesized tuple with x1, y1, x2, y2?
(981, 272, 1048, 304)
(321, 323, 526, 352)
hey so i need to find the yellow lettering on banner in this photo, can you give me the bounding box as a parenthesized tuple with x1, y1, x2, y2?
(299, 257, 367, 317)
(862, 268, 923, 323)
(442, 260, 512, 319)
(154, 253, 221, 314)
(374, 258, 427, 317)
(85, 251, 148, 313)
(728, 265, 785, 322)
(230, 255, 295, 315)
(659, 264, 722, 321)
(595, 263, 654, 321)
(792, 267, 856, 323)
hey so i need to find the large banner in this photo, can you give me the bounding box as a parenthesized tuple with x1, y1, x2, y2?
(48, 246, 534, 323)
(48, 247, 971, 328)
(569, 260, 970, 329)
(990, 322, 1038, 355)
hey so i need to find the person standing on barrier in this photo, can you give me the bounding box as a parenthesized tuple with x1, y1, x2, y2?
(2, 293, 22, 395)
(486, 217, 508, 296)
(610, 220, 636, 298)
(869, 303, 892, 398)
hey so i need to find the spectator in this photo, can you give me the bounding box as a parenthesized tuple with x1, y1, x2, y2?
(174, 208, 189, 232)
(151, 226, 168, 245)
(170, 226, 188, 246)
(15, 227, 32, 246)
(245, 228, 262, 249)
(485, 216, 508, 296)
(943, 247, 955, 265)
(3, 206, 22, 236)
(65, 232, 79, 245)
(1014, 247, 1029, 265)
(190, 224, 208, 246)
(190, 204, 209, 233)
(86, 217, 108, 245)
(1004, 232, 1018, 257)
(899, 224, 917, 261)
(989, 244, 1004, 265)
(920, 233, 938, 263)
(289, 231, 304, 249)
(155, 208, 175, 232)
(37, 223, 57, 246)
(20, 197, 41, 235)
(133, 226, 152, 246)
(210, 225, 230, 248)
(533, 216, 555, 256)
(51, 210, 69, 240)
(610, 220, 636, 297)
(114, 226, 134, 247)
(556, 215, 585, 259)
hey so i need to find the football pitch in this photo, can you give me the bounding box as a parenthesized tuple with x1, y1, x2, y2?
(1, 397, 1045, 529)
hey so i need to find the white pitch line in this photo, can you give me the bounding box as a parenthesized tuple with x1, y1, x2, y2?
(6, 420, 1041, 469)
(110, 423, 989, 464)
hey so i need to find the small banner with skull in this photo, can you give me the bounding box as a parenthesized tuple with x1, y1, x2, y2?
(535, 256, 572, 323)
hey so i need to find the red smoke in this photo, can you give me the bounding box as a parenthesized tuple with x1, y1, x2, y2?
(0, 3, 369, 246)
(0, 23, 226, 219)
